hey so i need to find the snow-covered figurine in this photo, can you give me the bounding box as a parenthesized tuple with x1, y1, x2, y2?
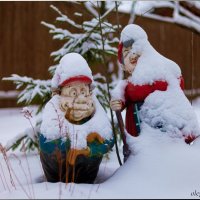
(110, 24, 199, 154)
(39, 53, 114, 183)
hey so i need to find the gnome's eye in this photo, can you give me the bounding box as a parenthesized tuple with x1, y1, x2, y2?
(69, 89, 77, 97)
(80, 89, 87, 97)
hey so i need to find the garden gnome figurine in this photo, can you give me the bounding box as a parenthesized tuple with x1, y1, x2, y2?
(110, 24, 199, 156)
(39, 53, 114, 183)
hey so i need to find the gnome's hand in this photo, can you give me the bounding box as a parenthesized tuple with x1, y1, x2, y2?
(67, 148, 90, 166)
(87, 132, 104, 144)
(110, 99, 123, 111)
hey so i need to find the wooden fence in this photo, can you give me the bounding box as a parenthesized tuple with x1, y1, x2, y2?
(0, 1, 199, 107)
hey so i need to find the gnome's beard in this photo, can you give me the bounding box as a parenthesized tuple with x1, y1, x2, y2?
(60, 96, 95, 122)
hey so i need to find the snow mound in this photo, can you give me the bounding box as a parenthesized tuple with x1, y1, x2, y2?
(140, 87, 200, 138)
(94, 126, 200, 199)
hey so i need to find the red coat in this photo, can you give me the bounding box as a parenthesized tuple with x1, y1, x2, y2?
(123, 77, 185, 137)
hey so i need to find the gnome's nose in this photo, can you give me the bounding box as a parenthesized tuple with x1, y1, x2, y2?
(129, 54, 137, 64)
(75, 96, 88, 104)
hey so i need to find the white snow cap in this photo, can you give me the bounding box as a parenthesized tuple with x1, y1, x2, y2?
(51, 53, 94, 88)
(120, 24, 148, 43)
(120, 24, 181, 85)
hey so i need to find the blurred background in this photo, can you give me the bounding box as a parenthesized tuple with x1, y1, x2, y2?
(0, 1, 200, 108)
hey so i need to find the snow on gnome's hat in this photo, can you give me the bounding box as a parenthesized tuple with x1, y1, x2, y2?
(118, 24, 148, 64)
(51, 53, 94, 89)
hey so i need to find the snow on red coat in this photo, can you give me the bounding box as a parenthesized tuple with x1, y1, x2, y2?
(123, 77, 185, 138)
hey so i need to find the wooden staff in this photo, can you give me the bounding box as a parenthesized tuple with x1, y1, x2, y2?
(115, 111, 131, 162)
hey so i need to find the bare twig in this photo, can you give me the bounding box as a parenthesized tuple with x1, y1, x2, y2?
(21, 140, 35, 199)
(0, 160, 10, 192)
(20, 109, 36, 199)
(0, 144, 16, 190)
(191, 31, 194, 104)
(97, 1, 122, 166)
(9, 153, 32, 197)
(115, 1, 121, 37)
(0, 167, 6, 190)
(9, 164, 32, 199)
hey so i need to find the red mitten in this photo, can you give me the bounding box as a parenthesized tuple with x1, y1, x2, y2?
(184, 134, 197, 144)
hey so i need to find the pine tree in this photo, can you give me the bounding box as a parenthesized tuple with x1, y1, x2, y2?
(2, 1, 122, 152)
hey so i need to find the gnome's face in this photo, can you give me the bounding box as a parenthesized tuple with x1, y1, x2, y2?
(59, 81, 95, 122)
(122, 46, 140, 75)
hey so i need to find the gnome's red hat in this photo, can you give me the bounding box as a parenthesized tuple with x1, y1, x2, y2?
(51, 53, 94, 89)
(60, 75, 92, 87)
(118, 39, 135, 65)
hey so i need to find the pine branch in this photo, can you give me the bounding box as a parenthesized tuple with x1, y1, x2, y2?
(41, 21, 75, 40)
(3, 74, 51, 108)
(5, 126, 39, 152)
(84, 1, 98, 17)
(50, 5, 82, 29)
(42, 4, 119, 62)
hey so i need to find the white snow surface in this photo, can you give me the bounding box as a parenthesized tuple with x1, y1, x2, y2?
(111, 80, 128, 102)
(40, 94, 112, 149)
(140, 87, 200, 138)
(131, 41, 181, 85)
(51, 53, 94, 88)
(121, 24, 148, 43)
(1, 104, 200, 198)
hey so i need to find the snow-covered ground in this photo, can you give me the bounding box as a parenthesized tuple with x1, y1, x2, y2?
(1, 99, 200, 199)
(0, 106, 121, 199)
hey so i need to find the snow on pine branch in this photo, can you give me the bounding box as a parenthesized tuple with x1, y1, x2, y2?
(84, 1, 98, 17)
(74, 12, 82, 17)
(101, 3, 116, 20)
(50, 5, 82, 29)
(5, 123, 40, 152)
(41, 22, 75, 40)
(3, 74, 51, 104)
(42, 4, 119, 62)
